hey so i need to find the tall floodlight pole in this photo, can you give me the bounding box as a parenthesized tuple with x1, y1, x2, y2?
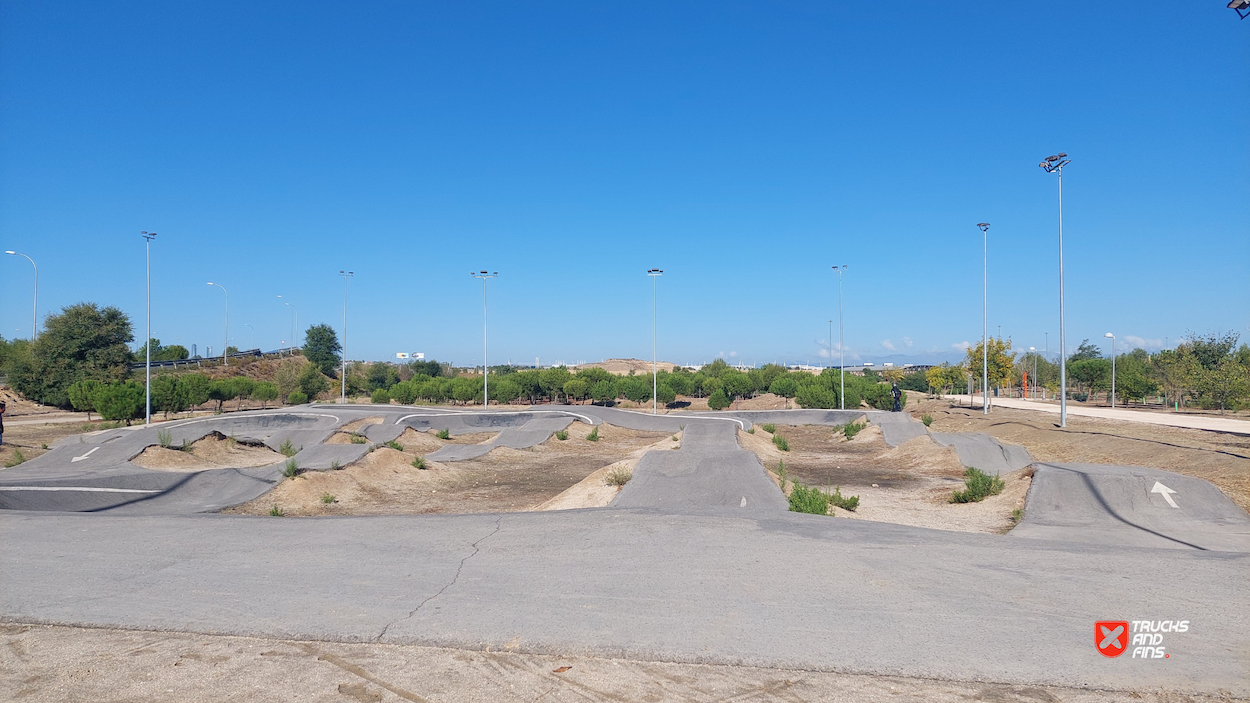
(977, 223, 991, 414)
(279, 297, 298, 348)
(471, 271, 498, 406)
(828, 320, 833, 370)
(5, 251, 37, 340)
(833, 265, 847, 410)
(1029, 347, 1037, 399)
(244, 324, 254, 350)
(1040, 153, 1071, 427)
(207, 282, 228, 367)
(340, 271, 353, 403)
(647, 269, 663, 414)
(1104, 332, 1116, 408)
(141, 232, 157, 425)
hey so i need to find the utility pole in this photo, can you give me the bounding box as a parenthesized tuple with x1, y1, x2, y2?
(5, 251, 37, 340)
(977, 223, 991, 414)
(647, 269, 663, 414)
(471, 271, 498, 406)
(1040, 153, 1071, 427)
(142, 232, 157, 425)
(834, 266, 847, 410)
(340, 271, 353, 404)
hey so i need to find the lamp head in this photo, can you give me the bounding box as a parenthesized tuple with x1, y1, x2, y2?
(206, 282, 214, 286)
(977, 223, 990, 232)
(4, 251, 14, 255)
(1104, 332, 1114, 339)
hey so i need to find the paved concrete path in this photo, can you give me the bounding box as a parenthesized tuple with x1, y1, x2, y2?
(2, 403, 1248, 695)
(952, 395, 1250, 435)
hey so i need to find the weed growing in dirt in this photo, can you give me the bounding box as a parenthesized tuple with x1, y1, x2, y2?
(436, 429, 450, 440)
(921, 414, 934, 427)
(350, 434, 367, 444)
(226, 436, 238, 448)
(330, 459, 341, 470)
(775, 460, 788, 489)
(268, 505, 284, 516)
(320, 493, 336, 504)
(279, 439, 298, 457)
(554, 430, 568, 441)
(281, 458, 299, 478)
(384, 440, 403, 451)
(830, 486, 859, 512)
(788, 481, 829, 515)
(412, 456, 428, 469)
(671, 435, 678, 441)
(746, 428, 755, 434)
(605, 467, 632, 486)
(4, 449, 27, 468)
(1011, 508, 1023, 523)
(951, 468, 1005, 503)
(760, 423, 777, 434)
(40, 443, 48, 450)
(586, 427, 600, 442)
(838, 421, 866, 440)
(157, 430, 173, 448)
(772, 433, 790, 451)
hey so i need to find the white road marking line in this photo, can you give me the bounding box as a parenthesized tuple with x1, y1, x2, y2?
(1150, 481, 1179, 508)
(70, 447, 100, 463)
(0, 486, 161, 494)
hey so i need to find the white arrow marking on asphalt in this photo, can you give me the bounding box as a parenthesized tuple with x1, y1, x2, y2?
(70, 447, 100, 463)
(1151, 481, 1179, 508)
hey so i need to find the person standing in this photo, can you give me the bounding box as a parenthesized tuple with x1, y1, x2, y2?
(0, 400, 6, 446)
(891, 383, 902, 412)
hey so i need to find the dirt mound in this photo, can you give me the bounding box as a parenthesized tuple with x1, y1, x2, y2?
(573, 359, 678, 375)
(131, 432, 280, 472)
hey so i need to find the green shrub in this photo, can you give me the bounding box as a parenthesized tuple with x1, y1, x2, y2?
(371, 389, 390, 405)
(350, 433, 367, 444)
(286, 390, 308, 405)
(772, 433, 790, 451)
(951, 468, 1005, 503)
(157, 429, 173, 448)
(278, 439, 298, 457)
(760, 423, 776, 434)
(436, 429, 450, 440)
(921, 414, 933, 427)
(383, 440, 403, 451)
(775, 459, 788, 489)
(586, 426, 599, 442)
(707, 389, 731, 410)
(1011, 508, 1023, 523)
(788, 482, 830, 515)
(554, 430, 568, 441)
(93, 381, 146, 423)
(4, 449, 27, 468)
(412, 456, 428, 469)
(840, 421, 866, 440)
(830, 486, 859, 512)
(268, 504, 284, 517)
(746, 427, 755, 434)
(320, 493, 336, 504)
(281, 458, 299, 478)
(329, 459, 341, 470)
(605, 467, 632, 486)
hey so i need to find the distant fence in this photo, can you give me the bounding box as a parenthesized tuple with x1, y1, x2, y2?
(126, 347, 300, 371)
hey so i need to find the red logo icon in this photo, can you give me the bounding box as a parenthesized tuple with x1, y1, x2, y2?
(1096, 621, 1129, 657)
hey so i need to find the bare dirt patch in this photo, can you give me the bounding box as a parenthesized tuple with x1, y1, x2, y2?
(740, 423, 1028, 534)
(131, 433, 281, 472)
(225, 423, 671, 516)
(912, 398, 1250, 513)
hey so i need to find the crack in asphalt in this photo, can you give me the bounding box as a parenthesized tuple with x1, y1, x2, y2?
(375, 515, 503, 642)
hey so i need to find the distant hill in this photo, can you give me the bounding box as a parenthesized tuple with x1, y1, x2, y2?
(573, 358, 678, 375)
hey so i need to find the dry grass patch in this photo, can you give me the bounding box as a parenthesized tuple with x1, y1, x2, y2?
(132, 432, 281, 472)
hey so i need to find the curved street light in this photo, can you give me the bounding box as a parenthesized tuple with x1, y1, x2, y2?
(977, 223, 991, 414)
(1040, 152, 1071, 426)
(141, 232, 157, 425)
(1104, 332, 1116, 408)
(207, 282, 228, 367)
(5, 250, 37, 340)
(471, 271, 498, 406)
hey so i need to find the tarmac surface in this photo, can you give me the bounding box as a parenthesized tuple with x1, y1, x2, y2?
(1, 402, 1247, 695)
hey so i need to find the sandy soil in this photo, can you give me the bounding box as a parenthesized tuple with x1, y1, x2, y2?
(911, 397, 1250, 513)
(573, 358, 678, 375)
(131, 433, 282, 472)
(534, 432, 682, 510)
(739, 424, 1029, 534)
(225, 423, 671, 516)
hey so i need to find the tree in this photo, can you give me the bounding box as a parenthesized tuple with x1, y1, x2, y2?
(899, 370, 928, 392)
(540, 366, 572, 402)
(1151, 350, 1198, 408)
(702, 359, 730, 378)
(298, 363, 331, 401)
(1196, 357, 1250, 413)
(251, 381, 279, 409)
(67, 379, 103, 420)
(722, 370, 754, 400)
(150, 375, 189, 419)
(926, 364, 966, 396)
(92, 381, 145, 423)
(490, 378, 523, 404)
(1185, 331, 1239, 371)
(655, 383, 677, 406)
(1068, 339, 1102, 363)
(706, 388, 731, 410)
(134, 339, 190, 362)
(1112, 350, 1156, 404)
(795, 384, 836, 409)
(665, 370, 695, 397)
(408, 359, 446, 378)
(451, 377, 479, 405)
(229, 377, 256, 410)
(207, 379, 237, 413)
(1068, 359, 1111, 397)
(7, 303, 133, 407)
(563, 379, 589, 404)
(180, 373, 212, 408)
(965, 338, 1017, 391)
(590, 380, 617, 405)
(302, 324, 342, 376)
(769, 376, 799, 398)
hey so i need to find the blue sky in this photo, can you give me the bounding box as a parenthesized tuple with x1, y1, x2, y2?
(2, 1, 1247, 367)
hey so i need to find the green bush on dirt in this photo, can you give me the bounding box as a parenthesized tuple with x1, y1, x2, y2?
(772, 433, 790, 451)
(707, 389, 731, 410)
(951, 468, 1005, 503)
(286, 390, 308, 405)
(788, 481, 830, 515)
(830, 486, 859, 512)
(371, 389, 390, 404)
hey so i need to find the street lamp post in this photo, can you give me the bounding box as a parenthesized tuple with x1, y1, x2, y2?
(244, 324, 254, 350)
(340, 271, 353, 404)
(5, 251, 37, 340)
(1104, 332, 1116, 408)
(207, 282, 228, 367)
(833, 265, 847, 410)
(279, 297, 298, 349)
(471, 271, 498, 407)
(141, 232, 157, 425)
(1029, 347, 1037, 399)
(647, 268, 663, 414)
(1040, 153, 1071, 426)
(977, 223, 991, 414)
